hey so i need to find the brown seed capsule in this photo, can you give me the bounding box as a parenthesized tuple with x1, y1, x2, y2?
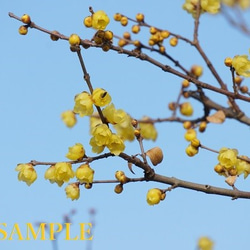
(146, 147, 163, 166)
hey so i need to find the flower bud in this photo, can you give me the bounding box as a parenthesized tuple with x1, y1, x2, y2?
(214, 164, 225, 174)
(240, 86, 248, 94)
(146, 147, 163, 166)
(180, 102, 193, 116)
(146, 188, 163, 205)
(69, 34, 81, 46)
(161, 30, 170, 39)
(224, 57, 232, 67)
(184, 129, 196, 141)
(136, 13, 144, 22)
(120, 16, 128, 26)
(50, 31, 60, 41)
(132, 25, 140, 34)
(83, 16, 92, 28)
(21, 14, 31, 24)
(114, 13, 122, 21)
(114, 184, 123, 194)
(191, 65, 203, 77)
(18, 25, 28, 35)
(169, 37, 178, 47)
(115, 171, 129, 184)
(183, 121, 192, 129)
(185, 144, 198, 157)
(191, 138, 200, 148)
(199, 121, 207, 132)
(182, 79, 190, 88)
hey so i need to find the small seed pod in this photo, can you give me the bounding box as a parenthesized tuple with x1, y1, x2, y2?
(146, 147, 163, 166)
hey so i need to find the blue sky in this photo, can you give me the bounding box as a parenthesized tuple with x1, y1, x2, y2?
(2, 1, 250, 250)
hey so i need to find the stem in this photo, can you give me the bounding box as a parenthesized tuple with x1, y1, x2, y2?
(76, 48, 107, 124)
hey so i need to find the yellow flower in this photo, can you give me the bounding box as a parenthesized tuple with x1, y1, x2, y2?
(102, 103, 116, 124)
(76, 164, 94, 184)
(54, 162, 74, 183)
(92, 10, 110, 30)
(114, 123, 135, 141)
(139, 117, 158, 141)
(222, 0, 250, 9)
(66, 143, 85, 161)
(197, 236, 214, 250)
(183, 0, 220, 17)
(65, 183, 80, 201)
(106, 134, 125, 155)
(91, 88, 111, 107)
(73, 91, 94, 117)
(15, 163, 37, 186)
(61, 110, 77, 128)
(92, 124, 112, 146)
(44, 165, 64, 187)
(201, 0, 220, 13)
(89, 114, 102, 135)
(218, 147, 238, 169)
(238, 0, 250, 9)
(236, 156, 250, 178)
(232, 55, 250, 77)
(146, 188, 163, 206)
(89, 136, 105, 154)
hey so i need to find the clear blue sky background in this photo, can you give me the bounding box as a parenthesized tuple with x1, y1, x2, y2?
(1, 1, 250, 250)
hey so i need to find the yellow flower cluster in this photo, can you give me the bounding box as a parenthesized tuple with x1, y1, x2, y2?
(215, 147, 250, 178)
(183, 0, 220, 17)
(89, 123, 125, 155)
(73, 88, 111, 117)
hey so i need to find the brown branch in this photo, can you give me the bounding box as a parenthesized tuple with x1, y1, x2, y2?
(152, 174, 250, 199)
(9, 12, 250, 103)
